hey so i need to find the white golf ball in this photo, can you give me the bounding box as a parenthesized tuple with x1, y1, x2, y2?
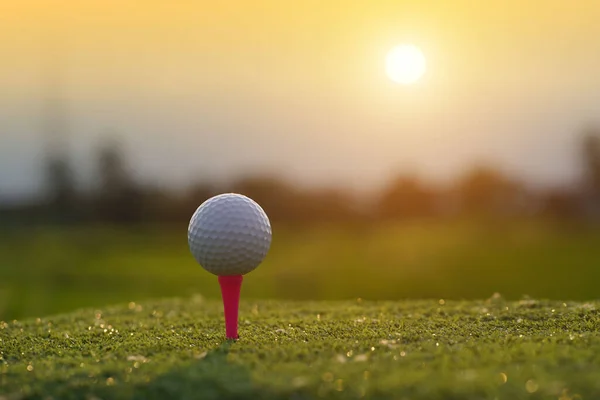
(188, 193, 272, 276)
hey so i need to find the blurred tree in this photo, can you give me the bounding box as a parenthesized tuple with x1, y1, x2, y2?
(541, 188, 580, 218)
(582, 128, 600, 195)
(580, 126, 600, 218)
(456, 166, 527, 216)
(187, 183, 216, 205)
(164, 183, 219, 224)
(44, 152, 77, 222)
(93, 137, 142, 224)
(229, 176, 299, 224)
(300, 187, 362, 225)
(41, 56, 76, 223)
(378, 175, 436, 219)
(227, 177, 361, 226)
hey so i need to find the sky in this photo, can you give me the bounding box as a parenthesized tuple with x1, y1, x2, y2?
(1, 0, 600, 199)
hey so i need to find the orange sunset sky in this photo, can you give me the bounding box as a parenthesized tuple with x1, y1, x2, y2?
(1, 1, 600, 198)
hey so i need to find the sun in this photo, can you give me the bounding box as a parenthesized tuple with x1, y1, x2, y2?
(385, 44, 426, 85)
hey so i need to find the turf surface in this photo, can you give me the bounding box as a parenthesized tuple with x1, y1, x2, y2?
(1, 296, 599, 400)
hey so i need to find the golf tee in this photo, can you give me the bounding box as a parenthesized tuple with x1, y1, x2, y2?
(218, 275, 243, 340)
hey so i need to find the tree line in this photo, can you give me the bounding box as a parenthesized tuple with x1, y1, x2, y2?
(3, 128, 600, 227)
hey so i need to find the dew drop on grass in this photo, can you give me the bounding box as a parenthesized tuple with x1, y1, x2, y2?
(335, 354, 346, 364)
(525, 379, 539, 393)
(354, 354, 368, 362)
(358, 387, 367, 398)
(499, 372, 508, 384)
(322, 372, 333, 382)
(292, 376, 308, 388)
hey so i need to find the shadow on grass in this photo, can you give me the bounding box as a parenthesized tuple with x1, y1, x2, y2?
(128, 342, 269, 400)
(29, 342, 306, 400)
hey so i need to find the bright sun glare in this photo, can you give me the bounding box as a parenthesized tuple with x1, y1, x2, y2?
(385, 44, 426, 85)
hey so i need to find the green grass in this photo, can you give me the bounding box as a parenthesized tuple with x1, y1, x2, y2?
(2, 219, 600, 320)
(1, 296, 600, 399)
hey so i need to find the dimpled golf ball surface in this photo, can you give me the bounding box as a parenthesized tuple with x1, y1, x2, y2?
(188, 193, 272, 276)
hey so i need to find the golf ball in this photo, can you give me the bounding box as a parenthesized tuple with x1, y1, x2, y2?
(188, 193, 272, 276)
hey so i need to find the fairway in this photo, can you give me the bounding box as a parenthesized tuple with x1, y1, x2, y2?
(2, 296, 599, 399)
(2, 220, 600, 321)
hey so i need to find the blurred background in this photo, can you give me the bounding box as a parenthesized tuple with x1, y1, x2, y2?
(2, 0, 600, 320)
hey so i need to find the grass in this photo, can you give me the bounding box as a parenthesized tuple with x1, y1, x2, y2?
(1, 219, 600, 320)
(1, 295, 600, 399)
